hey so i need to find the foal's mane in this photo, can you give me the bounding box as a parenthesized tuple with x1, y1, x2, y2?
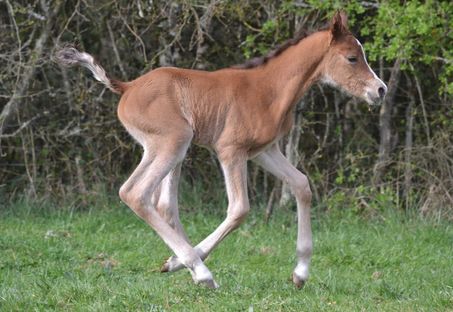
(232, 28, 312, 69)
(232, 24, 333, 70)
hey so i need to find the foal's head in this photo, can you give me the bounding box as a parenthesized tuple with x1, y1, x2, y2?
(320, 12, 387, 105)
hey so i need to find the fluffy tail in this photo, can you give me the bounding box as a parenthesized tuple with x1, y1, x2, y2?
(55, 46, 127, 94)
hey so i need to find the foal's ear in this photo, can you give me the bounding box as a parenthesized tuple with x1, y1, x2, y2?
(330, 11, 349, 41)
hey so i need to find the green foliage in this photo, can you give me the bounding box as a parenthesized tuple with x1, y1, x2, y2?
(239, 0, 368, 59)
(306, 0, 366, 22)
(240, 2, 296, 59)
(362, 0, 453, 94)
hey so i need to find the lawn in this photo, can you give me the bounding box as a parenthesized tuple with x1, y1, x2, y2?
(1, 199, 452, 311)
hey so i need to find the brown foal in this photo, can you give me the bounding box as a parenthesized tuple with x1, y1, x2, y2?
(57, 12, 387, 288)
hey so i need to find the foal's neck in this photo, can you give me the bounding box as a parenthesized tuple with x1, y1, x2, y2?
(261, 31, 330, 118)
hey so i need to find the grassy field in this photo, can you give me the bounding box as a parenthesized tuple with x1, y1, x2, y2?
(1, 199, 452, 311)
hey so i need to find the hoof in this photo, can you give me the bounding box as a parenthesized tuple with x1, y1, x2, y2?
(160, 261, 170, 273)
(292, 272, 306, 289)
(160, 256, 183, 273)
(197, 278, 219, 289)
(191, 262, 217, 288)
(292, 263, 309, 289)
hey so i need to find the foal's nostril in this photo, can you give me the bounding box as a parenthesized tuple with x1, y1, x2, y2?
(378, 87, 386, 99)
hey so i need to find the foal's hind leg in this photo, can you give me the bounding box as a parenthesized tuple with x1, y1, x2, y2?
(119, 132, 217, 288)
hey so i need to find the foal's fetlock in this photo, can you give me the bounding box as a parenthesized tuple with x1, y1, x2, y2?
(161, 248, 205, 273)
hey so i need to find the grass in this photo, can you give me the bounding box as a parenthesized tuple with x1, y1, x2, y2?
(1, 198, 452, 311)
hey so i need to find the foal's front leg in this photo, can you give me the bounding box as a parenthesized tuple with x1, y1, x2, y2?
(254, 144, 313, 288)
(154, 163, 191, 243)
(161, 153, 250, 273)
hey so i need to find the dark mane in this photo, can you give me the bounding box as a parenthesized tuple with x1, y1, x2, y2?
(232, 24, 334, 69)
(232, 29, 312, 69)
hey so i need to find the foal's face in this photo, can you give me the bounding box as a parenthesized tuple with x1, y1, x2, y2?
(321, 12, 387, 105)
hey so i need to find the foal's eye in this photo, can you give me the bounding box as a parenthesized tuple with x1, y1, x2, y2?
(347, 56, 358, 64)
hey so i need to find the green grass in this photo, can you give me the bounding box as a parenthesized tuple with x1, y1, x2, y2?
(1, 200, 452, 311)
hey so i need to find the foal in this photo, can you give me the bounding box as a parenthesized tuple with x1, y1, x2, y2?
(57, 12, 386, 288)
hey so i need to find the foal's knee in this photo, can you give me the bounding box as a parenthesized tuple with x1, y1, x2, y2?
(291, 173, 312, 203)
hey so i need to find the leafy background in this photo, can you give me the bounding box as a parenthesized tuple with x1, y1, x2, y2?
(0, 0, 452, 219)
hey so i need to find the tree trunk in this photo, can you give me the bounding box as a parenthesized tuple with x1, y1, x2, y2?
(403, 79, 415, 209)
(158, 2, 181, 67)
(192, 0, 219, 69)
(0, 1, 60, 136)
(373, 58, 401, 186)
(279, 107, 303, 206)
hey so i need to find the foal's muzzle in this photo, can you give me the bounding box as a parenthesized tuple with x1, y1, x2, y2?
(366, 80, 388, 106)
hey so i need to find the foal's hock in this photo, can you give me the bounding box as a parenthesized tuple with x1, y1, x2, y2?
(56, 11, 387, 288)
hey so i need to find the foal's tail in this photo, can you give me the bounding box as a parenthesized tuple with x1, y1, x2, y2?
(55, 46, 128, 94)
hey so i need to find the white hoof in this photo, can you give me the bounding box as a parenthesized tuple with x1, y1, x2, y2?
(196, 278, 219, 289)
(293, 263, 309, 289)
(192, 263, 218, 289)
